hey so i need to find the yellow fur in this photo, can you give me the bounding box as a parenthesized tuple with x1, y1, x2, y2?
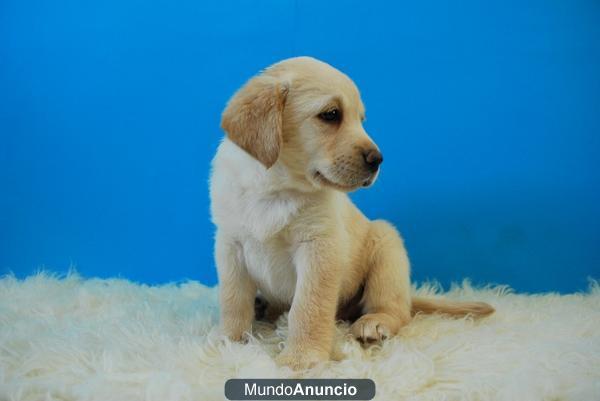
(211, 57, 494, 370)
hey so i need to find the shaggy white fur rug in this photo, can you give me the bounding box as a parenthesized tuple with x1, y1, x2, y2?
(0, 273, 598, 401)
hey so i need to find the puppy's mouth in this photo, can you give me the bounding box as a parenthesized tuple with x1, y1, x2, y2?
(313, 170, 374, 191)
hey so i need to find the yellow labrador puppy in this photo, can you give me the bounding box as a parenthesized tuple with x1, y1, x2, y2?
(210, 57, 493, 370)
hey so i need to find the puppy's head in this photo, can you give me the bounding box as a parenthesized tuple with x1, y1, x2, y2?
(221, 57, 382, 192)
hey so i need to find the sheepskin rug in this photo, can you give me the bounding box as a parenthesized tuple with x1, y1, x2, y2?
(1, 272, 599, 401)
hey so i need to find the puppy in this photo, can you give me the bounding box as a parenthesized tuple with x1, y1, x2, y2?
(210, 57, 494, 370)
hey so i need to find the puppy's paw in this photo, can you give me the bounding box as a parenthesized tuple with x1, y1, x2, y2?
(275, 347, 328, 370)
(222, 319, 253, 343)
(223, 329, 251, 343)
(351, 313, 395, 344)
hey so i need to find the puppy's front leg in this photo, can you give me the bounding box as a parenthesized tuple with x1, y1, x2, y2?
(215, 232, 256, 341)
(277, 240, 340, 370)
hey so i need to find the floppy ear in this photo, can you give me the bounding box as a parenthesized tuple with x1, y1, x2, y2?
(220, 75, 288, 169)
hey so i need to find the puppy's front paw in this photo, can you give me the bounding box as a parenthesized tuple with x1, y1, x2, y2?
(275, 347, 328, 370)
(351, 313, 395, 344)
(222, 318, 253, 342)
(223, 329, 251, 343)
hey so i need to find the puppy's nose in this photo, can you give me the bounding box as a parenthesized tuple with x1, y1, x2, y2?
(363, 149, 383, 171)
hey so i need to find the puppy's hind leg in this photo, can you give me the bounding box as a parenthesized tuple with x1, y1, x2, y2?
(351, 221, 412, 344)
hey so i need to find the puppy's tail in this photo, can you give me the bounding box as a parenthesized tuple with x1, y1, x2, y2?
(411, 297, 495, 318)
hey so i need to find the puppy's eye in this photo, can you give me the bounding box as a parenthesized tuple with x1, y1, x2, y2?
(318, 109, 341, 123)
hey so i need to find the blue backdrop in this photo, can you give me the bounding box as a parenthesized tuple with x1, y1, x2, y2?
(1, 1, 599, 293)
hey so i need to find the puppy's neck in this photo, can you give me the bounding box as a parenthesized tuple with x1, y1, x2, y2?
(213, 138, 335, 240)
(218, 138, 325, 197)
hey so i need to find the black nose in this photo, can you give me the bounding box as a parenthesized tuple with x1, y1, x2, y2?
(363, 149, 383, 171)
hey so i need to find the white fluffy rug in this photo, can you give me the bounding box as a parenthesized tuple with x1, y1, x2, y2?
(1, 273, 599, 401)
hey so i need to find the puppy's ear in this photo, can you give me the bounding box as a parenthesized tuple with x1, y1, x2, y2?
(221, 75, 289, 169)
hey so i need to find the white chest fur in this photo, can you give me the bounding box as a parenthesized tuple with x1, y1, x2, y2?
(210, 140, 306, 304)
(240, 235, 297, 304)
